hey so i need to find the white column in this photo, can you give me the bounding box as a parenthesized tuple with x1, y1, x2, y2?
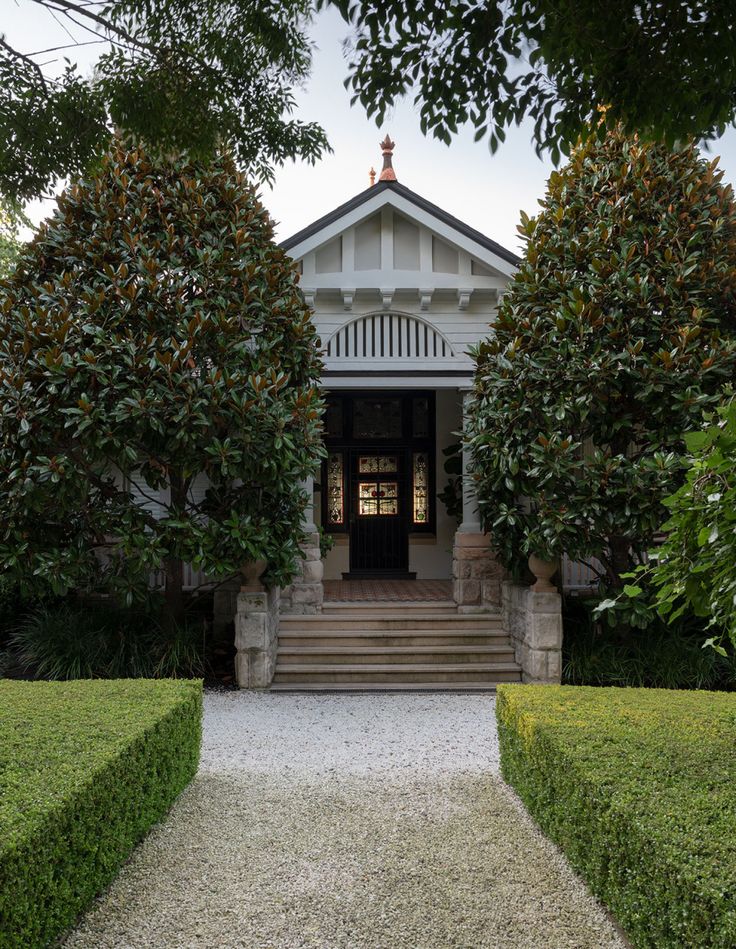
(301, 475, 316, 533)
(458, 388, 481, 533)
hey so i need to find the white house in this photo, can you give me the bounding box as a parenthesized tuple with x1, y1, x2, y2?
(232, 138, 564, 692)
(281, 136, 518, 587)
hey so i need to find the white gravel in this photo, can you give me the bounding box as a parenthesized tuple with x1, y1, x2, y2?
(200, 691, 501, 778)
(64, 691, 626, 949)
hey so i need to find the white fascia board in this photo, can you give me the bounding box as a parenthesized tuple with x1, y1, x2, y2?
(286, 190, 517, 279)
(321, 374, 473, 390)
(284, 191, 392, 260)
(305, 270, 507, 291)
(388, 193, 517, 278)
(324, 357, 469, 374)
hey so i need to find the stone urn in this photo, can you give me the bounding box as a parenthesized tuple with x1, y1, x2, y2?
(240, 559, 267, 592)
(528, 554, 558, 592)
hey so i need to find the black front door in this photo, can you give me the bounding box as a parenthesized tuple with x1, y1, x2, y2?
(349, 449, 409, 575)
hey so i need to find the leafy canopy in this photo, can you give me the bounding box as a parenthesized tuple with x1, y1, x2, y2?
(327, 0, 736, 162)
(0, 144, 324, 615)
(0, 198, 30, 280)
(467, 125, 736, 587)
(1, 0, 329, 201)
(629, 401, 736, 650)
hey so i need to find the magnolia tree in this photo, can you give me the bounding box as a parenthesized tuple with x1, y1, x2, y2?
(467, 126, 736, 589)
(0, 145, 323, 622)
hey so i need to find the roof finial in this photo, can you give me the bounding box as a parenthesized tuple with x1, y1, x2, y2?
(378, 134, 397, 182)
(369, 166, 376, 186)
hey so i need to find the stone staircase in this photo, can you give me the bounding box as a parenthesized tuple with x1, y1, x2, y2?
(271, 599, 522, 692)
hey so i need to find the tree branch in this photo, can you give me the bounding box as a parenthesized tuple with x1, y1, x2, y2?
(0, 36, 49, 92)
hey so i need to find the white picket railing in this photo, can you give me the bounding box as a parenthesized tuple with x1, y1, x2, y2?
(150, 563, 215, 591)
(561, 555, 603, 593)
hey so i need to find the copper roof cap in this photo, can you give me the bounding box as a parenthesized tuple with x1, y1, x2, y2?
(378, 135, 397, 181)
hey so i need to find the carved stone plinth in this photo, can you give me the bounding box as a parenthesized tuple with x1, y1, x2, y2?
(452, 531, 505, 611)
(234, 587, 280, 689)
(281, 532, 324, 615)
(502, 581, 562, 684)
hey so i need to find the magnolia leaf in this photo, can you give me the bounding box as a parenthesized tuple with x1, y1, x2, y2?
(703, 637, 728, 658)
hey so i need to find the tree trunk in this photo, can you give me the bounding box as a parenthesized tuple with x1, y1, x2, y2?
(607, 534, 632, 590)
(164, 555, 185, 626)
(163, 472, 187, 627)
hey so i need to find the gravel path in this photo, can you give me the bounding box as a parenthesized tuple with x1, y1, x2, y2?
(64, 693, 625, 949)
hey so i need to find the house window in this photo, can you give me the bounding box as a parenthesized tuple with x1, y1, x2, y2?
(353, 398, 402, 439)
(327, 452, 344, 525)
(325, 398, 343, 439)
(358, 455, 398, 474)
(359, 481, 398, 516)
(412, 397, 430, 439)
(412, 452, 429, 524)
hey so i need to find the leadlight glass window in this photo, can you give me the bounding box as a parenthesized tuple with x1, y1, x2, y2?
(412, 452, 429, 524)
(412, 397, 430, 439)
(359, 481, 399, 516)
(327, 452, 344, 525)
(358, 455, 398, 474)
(353, 398, 402, 439)
(324, 399, 343, 439)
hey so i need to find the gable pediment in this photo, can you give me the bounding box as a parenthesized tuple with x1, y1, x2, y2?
(282, 181, 518, 292)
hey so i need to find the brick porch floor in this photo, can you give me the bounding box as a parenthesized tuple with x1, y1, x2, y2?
(323, 579, 453, 602)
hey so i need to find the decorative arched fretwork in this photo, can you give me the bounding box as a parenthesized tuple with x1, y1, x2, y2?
(325, 313, 455, 360)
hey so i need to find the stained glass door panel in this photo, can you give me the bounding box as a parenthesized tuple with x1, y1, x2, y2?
(349, 451, 409, 574)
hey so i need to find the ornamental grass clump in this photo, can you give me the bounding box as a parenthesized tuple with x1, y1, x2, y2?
(468, 125, 736, 588)
(0, 144, 324, 624)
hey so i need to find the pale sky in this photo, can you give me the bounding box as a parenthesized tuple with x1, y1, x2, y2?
(8, 2, 736, 254)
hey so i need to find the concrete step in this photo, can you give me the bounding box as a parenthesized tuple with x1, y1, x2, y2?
(323, 601, 458, 615)
(280, 614, 503, 631)
(269, 682, 503, 693)
(272, 662, 522, 685)
(277, 644, 516, 664)
(279, 631, 510, 647)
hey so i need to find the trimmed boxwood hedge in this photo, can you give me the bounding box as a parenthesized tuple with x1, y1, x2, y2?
(496, 685, 736, 948)
(0, 678, 202, 948)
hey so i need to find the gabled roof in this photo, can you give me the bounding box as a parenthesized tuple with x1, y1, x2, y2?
(280, 179, 520, 267)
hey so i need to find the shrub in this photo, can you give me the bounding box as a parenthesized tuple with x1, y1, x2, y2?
(643, 398, 736, 650)
(497, 684, 736, 948)
(8, 602, 208, 680)
(467, 125, 736, 587)
(0, 143, 324, 624)
(0, 678, 201, 949)
(563, 597, 736, 690)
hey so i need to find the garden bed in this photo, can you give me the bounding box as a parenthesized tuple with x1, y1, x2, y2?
(496, 684, 736, 948)
(0, 678, 202, 949)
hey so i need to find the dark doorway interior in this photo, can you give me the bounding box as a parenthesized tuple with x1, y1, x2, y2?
(321, 391, 435, 579)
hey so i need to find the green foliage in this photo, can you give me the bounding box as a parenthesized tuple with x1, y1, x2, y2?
(0, 678, 201, 949)
(497, 684, 736, 948)
(0, 198, 30, 279)
(327, 0, 736, 161)
(1, 0, 329, 201)
(563, 597, 736, 691)
(467, 126, 736, 586)
(0, 144, 324, 619)
(317, 524, 335, 560)
(436, 442, 463, 524)
(8, 603, 208, 680)
(636, 398, 736, 651)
